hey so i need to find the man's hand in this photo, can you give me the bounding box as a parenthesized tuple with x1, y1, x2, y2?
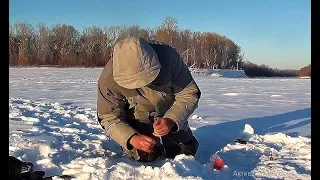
(129, 135, 156, 153)
(153, 118, 176, 137)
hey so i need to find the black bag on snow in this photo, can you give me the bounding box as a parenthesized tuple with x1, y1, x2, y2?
(9, 156, 45, 180)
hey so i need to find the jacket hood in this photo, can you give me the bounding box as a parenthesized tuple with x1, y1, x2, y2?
(113, 37, 161, 89)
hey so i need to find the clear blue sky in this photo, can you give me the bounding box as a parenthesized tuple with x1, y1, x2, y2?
(9, 0, 310, 70)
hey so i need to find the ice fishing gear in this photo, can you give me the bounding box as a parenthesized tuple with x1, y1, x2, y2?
(210, 153, 225, 170)
(269, 151, 274, 161)
(153, 116, 167, 158)
(152, 114, 197, 157)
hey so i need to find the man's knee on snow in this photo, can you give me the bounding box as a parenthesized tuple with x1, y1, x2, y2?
(164, 135, 199, 159)
(122, 145, 164, 162)
(179, 136, 199, 156)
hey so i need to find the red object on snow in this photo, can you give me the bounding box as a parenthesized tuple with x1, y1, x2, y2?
(269, 156, 274, 161)
(210, 154, 225, 170)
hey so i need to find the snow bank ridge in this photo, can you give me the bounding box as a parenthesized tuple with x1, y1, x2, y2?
(189, 68, 247, 78)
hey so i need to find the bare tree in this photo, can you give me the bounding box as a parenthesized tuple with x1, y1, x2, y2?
(12, 22, 36, 65)
(81, 26, 108, 66)
(155, 16, 179, 46)
(50, 24, 79, 66)
(35, 23, 51, 65)
(105, 25, 123, 48)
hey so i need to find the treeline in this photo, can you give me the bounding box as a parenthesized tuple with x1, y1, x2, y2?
(9, 16, 299, 77)
(9, 17, 243, 69)
(241, 61, 298, 77)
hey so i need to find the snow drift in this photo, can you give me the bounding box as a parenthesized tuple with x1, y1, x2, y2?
(9, 98, 311, 180)
(9, 67, 310, 179)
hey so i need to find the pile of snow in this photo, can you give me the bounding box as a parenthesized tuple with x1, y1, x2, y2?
(238, 124, 255, 142)
(9, 98, 310, 179)
(210, 73, 223, 78)
(191, 114, 203, 120)
(189, 68, 247, 78)
(218, 127, 311, 179)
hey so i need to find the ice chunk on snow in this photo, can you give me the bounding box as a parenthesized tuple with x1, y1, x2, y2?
(191, 115, 199, 119)
(243, 124, 254, 135)
(191, 115, 203, 120)
(22, 117, 39, 124)
(190, 127, 197, 131)
(211, 73, 223, 77)
(222, 93, 239, 96)
(39, 145, 51, 158)
(270, 94, 282, 97)
(239, 124, 254, 142)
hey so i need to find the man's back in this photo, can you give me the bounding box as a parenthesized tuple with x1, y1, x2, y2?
(96, 37, 200, 162)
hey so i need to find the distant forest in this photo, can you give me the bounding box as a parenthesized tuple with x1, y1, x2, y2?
(9, 16, 298, 77)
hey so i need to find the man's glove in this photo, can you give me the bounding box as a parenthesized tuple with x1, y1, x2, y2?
(153, 118, 177, 137)
(129, 134, 156, 153)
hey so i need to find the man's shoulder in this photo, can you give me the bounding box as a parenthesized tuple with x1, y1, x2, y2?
(98, 60, 114, 84)
(146, 39, 179, 58)
(98, 60, 136, 96)
(146, 39, 167, 46)
(146, 39, 174, 51)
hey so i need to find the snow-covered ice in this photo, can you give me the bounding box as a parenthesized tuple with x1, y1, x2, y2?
(9, 67, 311, 179)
